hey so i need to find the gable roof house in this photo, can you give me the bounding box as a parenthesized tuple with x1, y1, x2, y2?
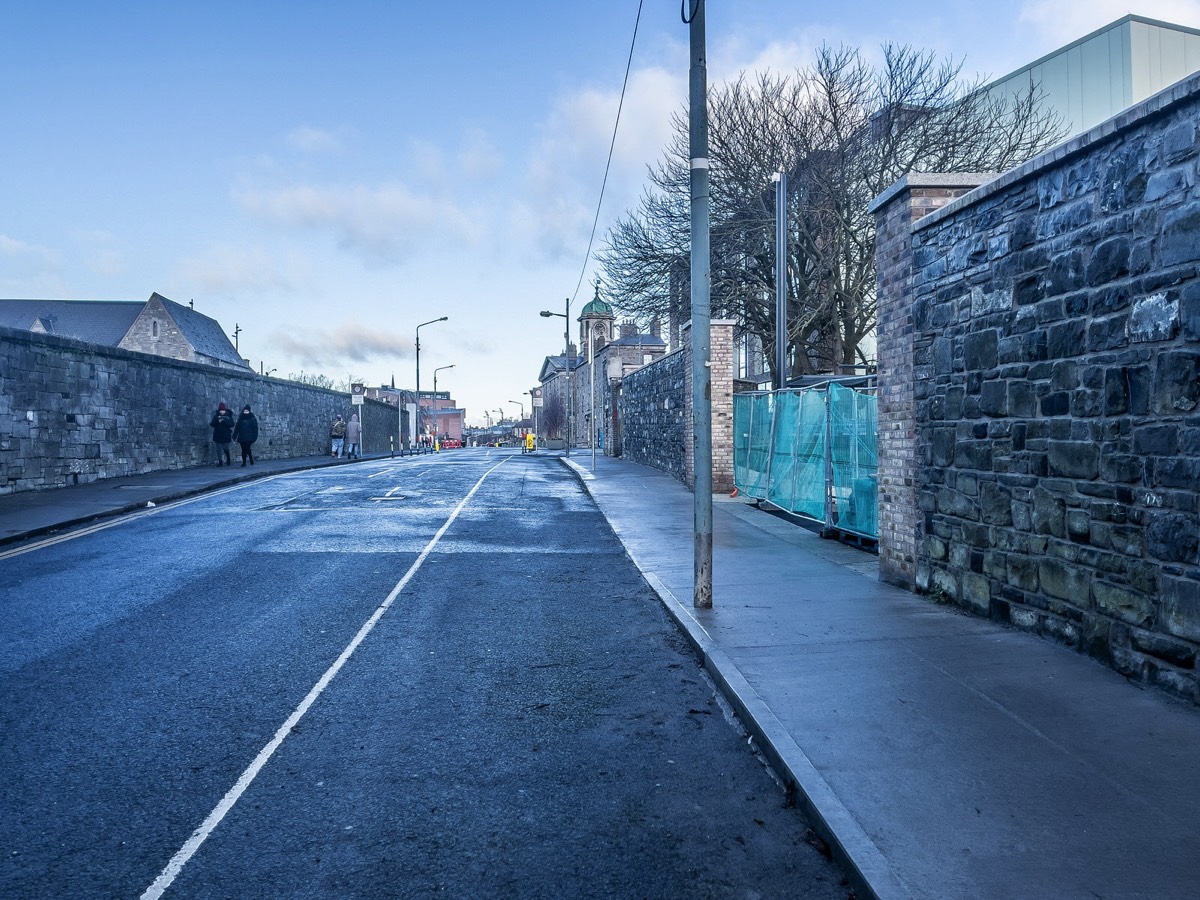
(0, 292, 249, 371)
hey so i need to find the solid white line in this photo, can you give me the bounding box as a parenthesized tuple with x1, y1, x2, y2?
(0, 480, 266, 561)
(139, 456, 508, 900)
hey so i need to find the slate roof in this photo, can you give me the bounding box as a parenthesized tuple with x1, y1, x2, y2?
(152, 294, 244, 366)
(0, 299, 143, 346)
(538, 353, 585, 383)
(608, 333, 666, 347)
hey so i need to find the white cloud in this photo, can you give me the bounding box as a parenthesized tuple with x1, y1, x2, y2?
(234, 181, 481, 266)
(512, 64, 684, 263)
(284, 125, 352, 154)
(0, 234, 59, 270)
(272, 321, 414, 368)
(176, 243, 299, 295)
(1018, 1, 1200, 45)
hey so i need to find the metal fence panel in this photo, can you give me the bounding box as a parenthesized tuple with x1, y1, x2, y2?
(828, 383, 879, 536)
(734, 392, 772, 500)
(733, 383, 879, 539)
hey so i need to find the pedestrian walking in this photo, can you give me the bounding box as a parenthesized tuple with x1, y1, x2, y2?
(346, 413, 362, 460)
(210, 402, 235, 466)
(330, 414, 347, 457)
(233, 404, 259, 467)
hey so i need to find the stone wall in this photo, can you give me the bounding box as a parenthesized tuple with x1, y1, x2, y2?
(1, 326, 399, 495)
(618, 346, 690, 483)
(874, 72, 1200, 702)
(616, 319, 735, 492)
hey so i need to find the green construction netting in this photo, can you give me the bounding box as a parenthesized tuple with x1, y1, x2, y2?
(767, 389, 827, 520)
(732, 384, 879, 538)
(829, 383, 878, 536)
(734, 392, 773, 499)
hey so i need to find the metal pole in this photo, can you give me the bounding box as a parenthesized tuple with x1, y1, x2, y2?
(774, 171, 788, 391)
(415, 331, 420, 449)
(688, 0, 713, 609)
(415, 317, 447, 452)
(564, 297, 571, 459)
(590, 327, 596, 472)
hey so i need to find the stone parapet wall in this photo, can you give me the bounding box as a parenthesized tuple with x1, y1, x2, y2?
(875, 71, 1200, 703)
(615, 319, 735, 492)
(618, 347, 689, 484)
(1, 326, 399, 495)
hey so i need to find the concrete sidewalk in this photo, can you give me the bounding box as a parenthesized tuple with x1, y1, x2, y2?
(4, 450, 1198, 898)
(564, 454, 1200, 900)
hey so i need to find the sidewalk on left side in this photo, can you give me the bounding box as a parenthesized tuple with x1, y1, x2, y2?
(0, 453, 394, 546)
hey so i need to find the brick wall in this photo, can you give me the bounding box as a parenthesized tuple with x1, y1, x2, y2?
(874, 71, 1200, 703)
(1, 326, 399, 494)
(871, 176, 994, 586)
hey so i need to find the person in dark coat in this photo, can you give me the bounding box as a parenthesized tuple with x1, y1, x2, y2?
(210, 402, 235, 466)
(233, 404, 259, 467)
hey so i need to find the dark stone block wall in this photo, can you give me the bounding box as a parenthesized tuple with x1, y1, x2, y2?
(0, 326, 399, 495)
(618, 347, 690, 484)
(890, 72, 1200, 703)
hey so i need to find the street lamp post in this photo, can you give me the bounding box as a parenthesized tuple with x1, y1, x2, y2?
(773, 171, 788, 391)
(433, 364, 455, 445)
(507, 400, 524, 440)
(415, 316, 448, 450)
(539, 297, 571, 458)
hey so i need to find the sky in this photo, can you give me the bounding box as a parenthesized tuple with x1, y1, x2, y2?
(4, 0, 1199, 425)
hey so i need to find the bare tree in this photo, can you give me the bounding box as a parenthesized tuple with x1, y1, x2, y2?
(600, 44, 1065, 380)
(288, 371, 336, 389)
(539, 392, 565, 439)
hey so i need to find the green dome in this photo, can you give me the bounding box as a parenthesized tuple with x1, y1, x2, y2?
(580, 285, 613, 318)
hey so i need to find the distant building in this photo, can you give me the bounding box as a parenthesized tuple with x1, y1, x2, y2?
(0, 292, 249, 371)
(985, 14, 1200, 137)
(537, 286, 667, 449)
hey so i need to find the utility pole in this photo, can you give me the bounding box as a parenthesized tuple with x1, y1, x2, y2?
(687, 0, 713, 609)
(774, 171, 788, 391)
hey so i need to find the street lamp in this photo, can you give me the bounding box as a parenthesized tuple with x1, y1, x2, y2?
(772, 171, 788, 391)
(539, 297, 572, 457)
(507, 399, 524, 421)
(415, 316, 448, 448)
(433, 364, 455, 441)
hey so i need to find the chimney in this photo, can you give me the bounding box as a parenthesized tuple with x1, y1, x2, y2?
(620, 319, 638, 340)
(649, 317, 661, 340)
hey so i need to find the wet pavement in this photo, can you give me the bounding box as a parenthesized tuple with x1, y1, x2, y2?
(3, 449, 1199, 899)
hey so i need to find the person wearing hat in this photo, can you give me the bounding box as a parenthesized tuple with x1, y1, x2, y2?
(210, 402, 235, 466)
(330, 413, 347, 458)
(233, 404, 259, 467)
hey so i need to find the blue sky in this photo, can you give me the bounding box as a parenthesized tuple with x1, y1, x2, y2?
(4, 0, 1197, 424)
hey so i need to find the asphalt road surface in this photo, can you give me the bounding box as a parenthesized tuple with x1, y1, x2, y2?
(1, 449, 850, 899)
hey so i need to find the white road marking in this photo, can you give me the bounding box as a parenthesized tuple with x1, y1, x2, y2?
(0, 479, 278, 561)
(140, 456, 509, 900)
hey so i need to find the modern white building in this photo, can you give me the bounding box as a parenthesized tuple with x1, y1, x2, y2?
(985, 14, 1200, 137)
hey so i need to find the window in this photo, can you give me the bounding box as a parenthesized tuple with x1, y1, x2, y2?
(151, 319, 159, 339)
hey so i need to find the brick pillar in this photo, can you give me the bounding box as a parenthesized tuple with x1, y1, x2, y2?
(710, 319, 736, 494)
(869, 174, 993, 588)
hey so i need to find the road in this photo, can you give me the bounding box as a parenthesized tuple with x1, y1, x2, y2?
(1, 449, 849, 899)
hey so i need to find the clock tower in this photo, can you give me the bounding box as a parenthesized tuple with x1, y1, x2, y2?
(578, 282, 615, 354)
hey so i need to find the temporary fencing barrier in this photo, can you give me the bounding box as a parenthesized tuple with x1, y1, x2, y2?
(733, 382, 878, 540)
